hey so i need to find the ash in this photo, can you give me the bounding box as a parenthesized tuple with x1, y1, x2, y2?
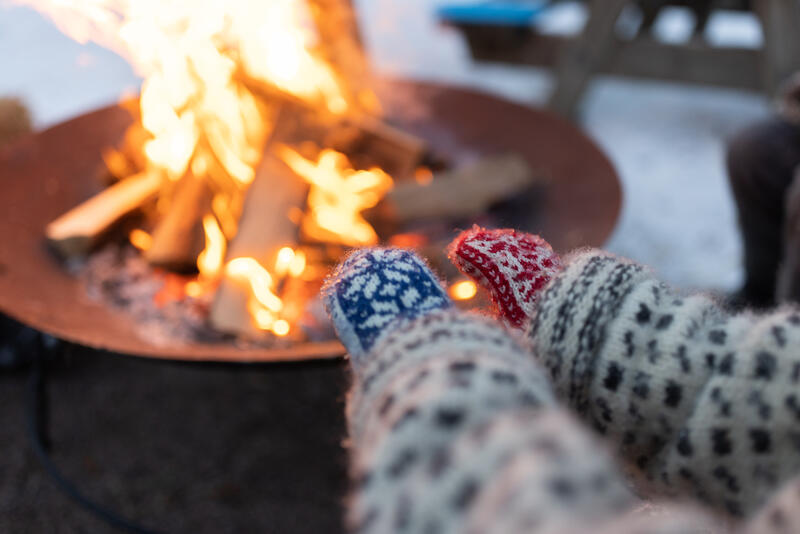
(75, 245, 304, 348)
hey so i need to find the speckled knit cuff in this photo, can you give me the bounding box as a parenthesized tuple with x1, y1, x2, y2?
(322, 248, 452, 370)
(346, 308, 554, 444)
(349, 405, 642, 534)
(344, 307, 574, 533)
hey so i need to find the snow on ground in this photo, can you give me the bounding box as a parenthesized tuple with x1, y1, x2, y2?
(0, 0, 774, 292)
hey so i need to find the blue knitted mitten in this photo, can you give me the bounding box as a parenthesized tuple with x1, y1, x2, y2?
(322, 248, 452, 368)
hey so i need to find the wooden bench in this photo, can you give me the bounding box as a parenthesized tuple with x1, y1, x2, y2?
(440, 0, 800, 118)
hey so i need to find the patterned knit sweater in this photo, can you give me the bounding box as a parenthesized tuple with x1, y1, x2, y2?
(530, 249, 800, 517)
(325, 244, 800, 534)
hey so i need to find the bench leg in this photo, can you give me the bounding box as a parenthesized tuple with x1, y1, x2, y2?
(547, 0, 630, 118)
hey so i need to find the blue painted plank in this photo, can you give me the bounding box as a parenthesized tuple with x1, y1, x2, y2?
(436, 1, 549, 27)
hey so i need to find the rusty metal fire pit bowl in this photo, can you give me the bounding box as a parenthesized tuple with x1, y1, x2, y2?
(0, 79, 620, 363)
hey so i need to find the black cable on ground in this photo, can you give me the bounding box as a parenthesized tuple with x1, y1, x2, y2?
(25, 349, 163, 534)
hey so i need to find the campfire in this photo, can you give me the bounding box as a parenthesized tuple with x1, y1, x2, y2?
(16, 0, 539, 347)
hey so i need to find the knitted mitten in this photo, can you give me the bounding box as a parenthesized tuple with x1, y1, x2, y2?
(448, 226, 562, 328)
(323, 248, 452, 370)
(324, 247, 645, 533)
(450, 227, 800, 517)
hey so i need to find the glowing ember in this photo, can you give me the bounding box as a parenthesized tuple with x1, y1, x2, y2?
(128, 229, 152, 251)
(449, 280, 478, 301)
(278, 146, 393, 247)
(414, 167, 434, 186)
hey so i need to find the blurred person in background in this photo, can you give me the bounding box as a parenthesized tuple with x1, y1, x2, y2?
(727, 74, 800, 308)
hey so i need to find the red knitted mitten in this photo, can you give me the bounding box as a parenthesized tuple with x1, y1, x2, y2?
(448, 226, 562, 328)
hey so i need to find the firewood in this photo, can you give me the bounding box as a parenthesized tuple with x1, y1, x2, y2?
(209, 150, 308, 336)
(365, 154, 535, 228)
(46, 170, 162, 258)
(240, 75, 427, 178)
(325, 116, 427, 179)
(144, 172, 214, 272)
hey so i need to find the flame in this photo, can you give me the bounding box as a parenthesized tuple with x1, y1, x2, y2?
(274, 246, 307, 278)
(129, 229, 152, 251)
(278, 146, 392, 247)
(226, 257, 294, 336)
(449, 280, 478, 301)
(275, 247, 296, 277)
(20, 0, 392, 339)
(227, 258, 283, 312)
(197, 214, 226, 277)
(272, 319, 291, 337)
(15, 0, 354, 186)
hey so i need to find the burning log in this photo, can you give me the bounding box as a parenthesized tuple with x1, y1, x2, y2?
(209, 151, 308, 336)
(46, 170, 162, 258)
(325, 116, 427, 179)
(144, 173, 214, 272)
(366, 154, 535, 230)
(240, 76, 428, 179)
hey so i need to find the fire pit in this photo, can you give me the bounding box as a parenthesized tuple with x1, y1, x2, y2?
(0, 79, 620, 362)
(1, 0, 620, 362)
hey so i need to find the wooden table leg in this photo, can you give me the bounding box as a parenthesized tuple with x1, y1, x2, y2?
(547, 0, 630, 118)
(754, 0, 800, 96)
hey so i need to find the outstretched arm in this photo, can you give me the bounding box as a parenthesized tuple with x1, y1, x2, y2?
(323, 245, 800, 533)
(450, 227, 800, 517)
(324, 248, 642, 532)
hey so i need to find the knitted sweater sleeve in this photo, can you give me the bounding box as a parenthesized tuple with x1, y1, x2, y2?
(346, 309, 639, 533)
(529, 249, 800, 516)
